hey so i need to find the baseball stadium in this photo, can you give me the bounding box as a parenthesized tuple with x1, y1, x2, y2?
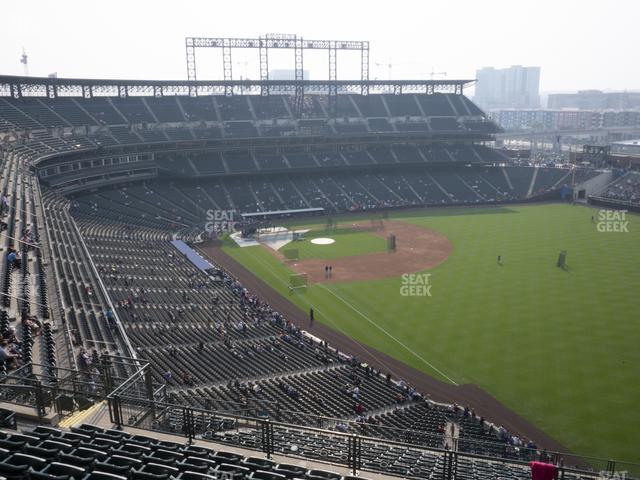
(0, 33, 638, 480)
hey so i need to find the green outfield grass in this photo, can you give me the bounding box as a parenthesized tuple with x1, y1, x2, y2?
(281, 227, 387, 260)
(222, 203, 640, 464)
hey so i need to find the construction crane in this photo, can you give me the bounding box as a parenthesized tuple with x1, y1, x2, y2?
(429, 67, 447, 80)
(234, 59, 250, 80)
(374, 60, 447, 80)
(20, 48, 29, 76)
(374, 61, 394, 80)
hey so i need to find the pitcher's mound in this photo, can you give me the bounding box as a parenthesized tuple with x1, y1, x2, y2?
(310, 238, 335, 245)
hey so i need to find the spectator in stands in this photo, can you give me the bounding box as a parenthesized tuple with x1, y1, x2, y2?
(335, 421, 349, 432)
(2, 325, 17, 344)
(602, 172, 640, 204)
(181, 372, 194, 386)
(21, 228, 34, 249)
(6, 248, 21, 268)
(22, 315, 42, 336)
(78, 348, 91, 370)
(0, 341, 19, 369)
(105, 308, 116, 329)
(350, 385, 360, 400)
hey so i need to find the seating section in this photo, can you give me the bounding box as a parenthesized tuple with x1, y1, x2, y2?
(136, 128, 169, 143)
(532, 168, 570, 196)
(250, 97, 290, 120)
(392, 146, 423, 164)
(333, 122, 368, 134)
(42, 193, 126, 357)
(298, 120, 331, 135)
(80, 99, 126, 125)
(254, 153, 289, 171)
(430, 118, 461, 132)
(383, 95, 421, 117)
(395, 122, 429, 133)
(0, 423, 600, 480)
(72, 231, 426, 424)
(360, 401, 544, 459)
(146, 97, 186, 123)
(109, 127, 141, 145)
(148, 145, 508, 177)
(6, 99, 70, 128)
(69, 163, 567, 224)
(600, 171, 640, 205)
(34, 98, 95, 127)
(0, 93, 497, 135)
(225, 122, 259, 138)
(0, 151, 56, 378)
(111, 98, 155, 124)
(288, 96, 327, 118)
(0, 425, 383, 480)
(189, 153, 227, 175)
(417, 94, 456, 116)
(367, 118, 392, 132)
(178, 97, 219, 122)
(0, 92, 500, 181)
(224, 151, 256, 173)
(352, 96, 387, 117)
(217, 97, 253, 121)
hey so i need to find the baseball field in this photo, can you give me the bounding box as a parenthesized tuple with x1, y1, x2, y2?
(218, 203, 640, 464)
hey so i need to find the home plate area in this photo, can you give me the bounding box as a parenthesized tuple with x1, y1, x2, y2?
(230, 226, 310, 250)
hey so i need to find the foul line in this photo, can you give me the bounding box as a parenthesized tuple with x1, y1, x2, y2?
(222, 245, 404, 378)
(317, 283, 459, 386)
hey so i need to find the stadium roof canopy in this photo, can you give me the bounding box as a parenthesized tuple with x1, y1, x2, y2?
(0, 74, 475, 98)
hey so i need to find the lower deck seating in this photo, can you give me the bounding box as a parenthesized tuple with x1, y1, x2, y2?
(70, 165, 569, 228)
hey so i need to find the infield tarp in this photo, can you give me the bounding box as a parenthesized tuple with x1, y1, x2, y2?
(171, 240, 214, 272)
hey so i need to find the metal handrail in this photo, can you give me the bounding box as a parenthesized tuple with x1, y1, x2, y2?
(107, 391, 639, 479)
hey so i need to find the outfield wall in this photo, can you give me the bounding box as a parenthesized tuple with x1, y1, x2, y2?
(588, 196, 640, 213)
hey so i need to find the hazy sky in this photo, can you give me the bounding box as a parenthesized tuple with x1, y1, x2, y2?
(2, 0, 638, 93)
